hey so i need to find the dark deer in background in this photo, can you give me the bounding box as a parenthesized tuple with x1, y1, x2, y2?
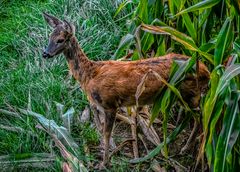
(42, 13, 210, 167)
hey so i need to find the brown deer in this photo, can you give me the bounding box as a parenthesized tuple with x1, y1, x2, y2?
(42, 13, 210, 167)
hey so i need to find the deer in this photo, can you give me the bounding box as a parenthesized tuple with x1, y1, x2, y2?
(42, 13, 210, 168)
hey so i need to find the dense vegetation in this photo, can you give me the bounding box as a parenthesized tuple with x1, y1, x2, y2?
(0, 0, 239, 171)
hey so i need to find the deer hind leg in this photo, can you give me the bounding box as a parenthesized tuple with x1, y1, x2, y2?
(102, 108, 116, 166)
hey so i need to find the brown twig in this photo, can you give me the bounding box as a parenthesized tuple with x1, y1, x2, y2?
(130, 107, 139, 158)
(138, 115, 160, 146)
(109, 138, 135, 158)
(138, 134, 149, 153)
(116, 113, 133, 124)
(180, 118, 198, 154)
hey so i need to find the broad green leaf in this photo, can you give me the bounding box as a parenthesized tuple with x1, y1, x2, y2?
(19, 109, 78, 149)
(198, 8, 212, 28)
(214, 92, 240, 172)
(130, 112, 192, 163)
(199, 42, 215, 53)
(155, 37, 165, 56)
(141, 32, 154, 54)
(182, 13, 197, 41)
(214, 17, 232, 66)
(203, 67, 222, 131)
(141, 24, 214, 64)
(150, 57, 196, 126)
(216, 64, 240, 95)
(205, 97, 226, 165)
(136, 0, 148, 23)
(152, 0, 164, 19)
(170, 56, 196, 84)
(233, 38, 240, 57)
(176, 0, 221, 16)
(173, 0, 186, 11)
(203, 64, 240, 167)
(134, 26, 143, 58)
(168, 0, 175, 15)
(113, 33, 134, 59)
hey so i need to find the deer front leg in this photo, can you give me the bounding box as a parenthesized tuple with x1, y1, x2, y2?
(102, 108, 116, 166)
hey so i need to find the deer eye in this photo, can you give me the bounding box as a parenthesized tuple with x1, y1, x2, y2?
(56, 39, 64, 44)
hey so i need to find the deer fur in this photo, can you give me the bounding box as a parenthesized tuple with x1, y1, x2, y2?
(42, 13, 210, 167)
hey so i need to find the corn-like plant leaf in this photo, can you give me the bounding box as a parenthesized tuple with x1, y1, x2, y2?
(149, 57, 197, 157)
(19, 109, 79, 151)
(152, 0, 164, 19)
(203, 64, 240, 166)
(173, 0, 187, 11)
(176, 0, 221, 16)
(214, 91, 240, 172)
(150, 57, 196, 126)
(141, 32, 154, 54)
(113, 33, 134, 59)
(130, 111, 192, 163)
(216, 64, 240, 96)
(203, 67, 222, 131)
(170, 56, 197, 84)
(141, 18, 165, 55)
(168, 0, 175, 15)
(205, 95, 226, 165)
(198, 8, 212, 28)
(151, 70, 191, 111)
(156, 37, 165, 56)
(141, 24, 197, 50)
(135, 0, 148, 23)
(233, 38, 240, 56)
(182, 13, 197, 41)
(199, 42, 215, 53)
(214, 17, 232, 66)
(141, 24, 214, 64)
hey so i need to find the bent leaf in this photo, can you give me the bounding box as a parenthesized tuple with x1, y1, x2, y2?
(113, 33, 134, 59)
(176, 0, 221, 16)
(141, 24, 214, 64)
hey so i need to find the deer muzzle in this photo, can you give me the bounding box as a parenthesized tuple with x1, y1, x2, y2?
(42, 51, 51, 58)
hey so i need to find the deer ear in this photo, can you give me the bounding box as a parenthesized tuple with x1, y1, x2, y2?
(43, 12, 62, 28)
(63, 20, 75, 35)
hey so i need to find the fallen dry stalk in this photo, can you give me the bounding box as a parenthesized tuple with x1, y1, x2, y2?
(109, 138, 135, 158)
(138, 134, 149, 153)
(138, 115, 161, 146)
(116, 113, 133, 124)
(130, 108, 139, 158)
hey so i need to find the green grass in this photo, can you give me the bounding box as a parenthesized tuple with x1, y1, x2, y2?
(0, 0, 129, 171)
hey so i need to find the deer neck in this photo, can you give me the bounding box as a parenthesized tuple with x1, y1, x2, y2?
(63, 36, 96, 88)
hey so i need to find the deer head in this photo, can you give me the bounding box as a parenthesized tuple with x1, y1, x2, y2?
(42, 12, 75, 58)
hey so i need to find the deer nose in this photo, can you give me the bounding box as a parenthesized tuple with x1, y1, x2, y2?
(42, 51, 50, 58)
